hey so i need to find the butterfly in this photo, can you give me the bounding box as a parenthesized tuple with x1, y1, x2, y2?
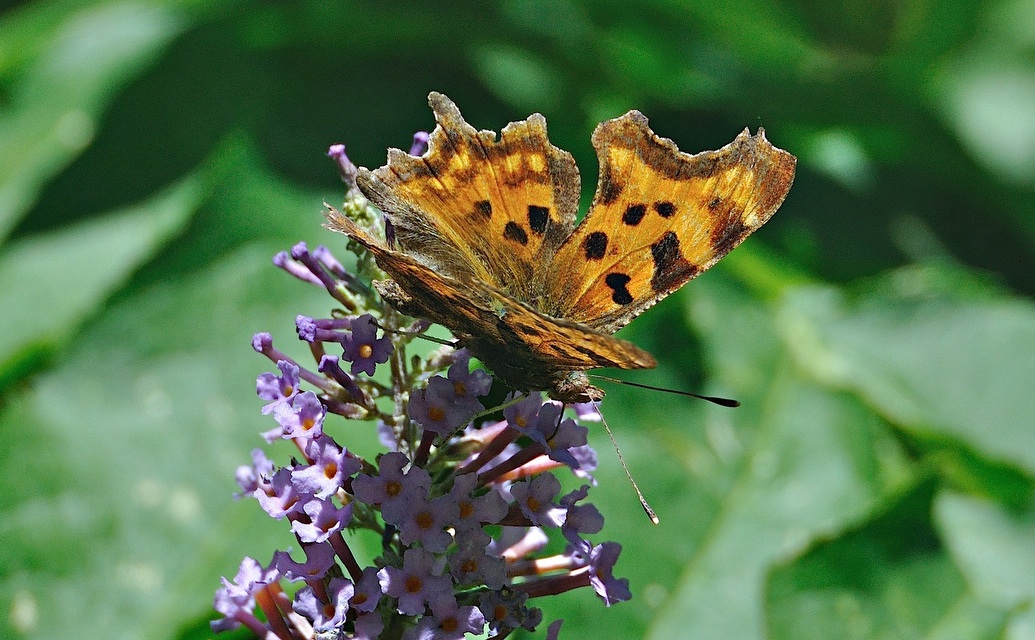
(326, 92, 795, 403)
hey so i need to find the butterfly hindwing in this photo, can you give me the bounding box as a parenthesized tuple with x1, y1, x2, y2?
(356, 92, 580, 299)
(549, 113, 796, 334)
(325, 206, 653, 399)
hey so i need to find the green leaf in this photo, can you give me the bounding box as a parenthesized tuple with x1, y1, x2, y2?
(935, 491, 1035, 639)
(469, 44, 566, 112)
(0, 1, 189, 238)
(766, 483, 1010, 640)
(629, 272, 914, 640)
(778, 265, 1035, 475)
(0, 174, 204, 387)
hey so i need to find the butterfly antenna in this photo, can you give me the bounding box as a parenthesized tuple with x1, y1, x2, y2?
(589, 375, 740, 407)
(596, 402, 660, 525)
(369, 318, 458, 347)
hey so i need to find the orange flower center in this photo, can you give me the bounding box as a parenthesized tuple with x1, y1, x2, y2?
(416, 510, 434, 530)
(358, 344, 373, 359)
(405, 575, 423, 594)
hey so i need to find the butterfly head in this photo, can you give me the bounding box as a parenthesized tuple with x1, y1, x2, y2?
(550, 371, 605, 404)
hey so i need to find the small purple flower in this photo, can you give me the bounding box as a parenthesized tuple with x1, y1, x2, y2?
(546, 619, 564, 640)
(343, 314, 392, 376)
(448, 542, 506, 589)
(378, 548, 453, 615)
(234, 448, 274, 498)
(296, 315, 351, 343)
(311, 244, 347, 279)
(481, 590, 543, 635)
(211, 557, 280, 632)
(446, 351, 492, 402)
(272, 542, 337, 581)
(510, 474, 566, 527)
(568, 444, 598, 482)
(317, 354, 365, 403)
(257, 360, 300, 414)
(251, 331, 274, 354)
(544, 418, 589, 469)
(272, 391, 326, 440)
(523, 400, 563, 439)
(352, 452, 432, 524)
(293, 577, 353, 631)
(327, 143, 358, 187)
(354, 611, 385, 639)
(559, 485, 604, 553)
(515, 401, 589, 470)
(273, 251, 323, 285)
(254, 466, 307, 519)
(408, 131, 430, 156)
(396, 493, 459, 552)
(290, 242, 341, 294)
(450, 473, 507, 531)
(479, 590, 527, 636)
(588, 542, 631, 606)
(291, 435, 362, 498)
(406, 595, 485, 640)
(504, 392, 544, 430)
(350, 567, 384, 613)
(290, 497, 353, 543)
(572, 401, 602, 422)
(408, 376, 478, 437)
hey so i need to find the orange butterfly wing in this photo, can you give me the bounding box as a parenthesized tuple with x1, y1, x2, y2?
(549, 113, 796, 334)
(328, 94, 795, 401)
(356, 92, 579, 301)
(325, 207, 654, 401)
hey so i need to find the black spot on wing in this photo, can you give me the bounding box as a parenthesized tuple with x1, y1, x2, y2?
(650, 231, 699, 293)
(622, 204, 646, 226)
(474, 200, 493, 218)
(528, 205, 549, 235)
(504, 221, 529, 245)
(583, 231, 608, 260)
(599, 166, 623, 204)
(654, 201, 676, 218)
(605, 272, 633, 305)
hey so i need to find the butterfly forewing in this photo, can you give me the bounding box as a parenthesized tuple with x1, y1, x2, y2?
(356, 92, 580, 300)
(549, 113, 796, 334)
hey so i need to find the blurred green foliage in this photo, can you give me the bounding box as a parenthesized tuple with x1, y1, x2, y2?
(1, 1, 1034, 639)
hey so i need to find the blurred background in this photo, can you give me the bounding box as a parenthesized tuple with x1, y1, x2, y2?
(2, 1, 1034, 639)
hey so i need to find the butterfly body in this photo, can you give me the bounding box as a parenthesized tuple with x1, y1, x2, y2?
(327, 93, 795, 402)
